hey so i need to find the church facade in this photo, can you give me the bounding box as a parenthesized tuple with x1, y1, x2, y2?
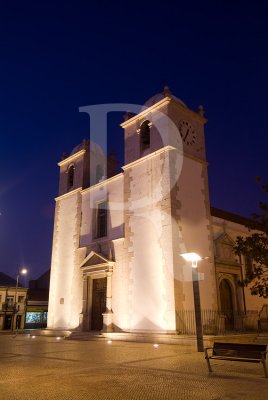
(47, 88, 267, 335)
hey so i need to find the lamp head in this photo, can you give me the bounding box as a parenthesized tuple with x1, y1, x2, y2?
(20, 268, 28, 275)
(180, 253, 201, 263)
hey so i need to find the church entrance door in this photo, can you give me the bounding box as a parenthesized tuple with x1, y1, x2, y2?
(91, 278, 107, 331)
(219, 279, 234, 330)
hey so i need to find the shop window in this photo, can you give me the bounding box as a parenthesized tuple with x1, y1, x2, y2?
(25, 312, 42, 324)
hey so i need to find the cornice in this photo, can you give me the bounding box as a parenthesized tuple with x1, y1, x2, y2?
(120, 96, 207, 128)
(122, 145, 176, 170)
(120, 97, 171, 128)
(82, 173, 123, 195)
(55, 187, 82, 202)
(122, 145, 208, 171)
(58, 150, 86, 167)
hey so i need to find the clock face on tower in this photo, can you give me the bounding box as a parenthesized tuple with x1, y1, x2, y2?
(178, 120, 196, 146)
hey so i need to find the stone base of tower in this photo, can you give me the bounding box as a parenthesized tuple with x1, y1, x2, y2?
(27, 329, 72, 338)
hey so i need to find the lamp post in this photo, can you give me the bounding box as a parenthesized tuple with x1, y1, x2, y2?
(13, 268, 28, 334)
(180, 253, 204, 352)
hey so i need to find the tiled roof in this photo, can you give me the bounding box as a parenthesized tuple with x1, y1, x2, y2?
(210, 207, 263, 230)
(0, 272, 23, 287)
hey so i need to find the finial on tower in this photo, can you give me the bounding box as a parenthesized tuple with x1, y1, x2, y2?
(163, 85, 172, 97)
(123, 112, 135, 121)
(197, 105, 205, 117)
(61, 151, 68, 160)
(82, 138, 90, 149)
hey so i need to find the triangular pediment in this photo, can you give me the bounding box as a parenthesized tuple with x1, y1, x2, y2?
(80, 251, 112, 269)
(215, 233, 235, 247)
(214, 233, 237, 263)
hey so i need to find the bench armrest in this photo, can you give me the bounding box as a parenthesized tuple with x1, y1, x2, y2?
(261, 350, 268, 361)
(205, 347, 213, 358)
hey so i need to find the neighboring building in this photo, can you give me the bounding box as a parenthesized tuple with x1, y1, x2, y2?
(0, 272, 28, 330)
(25, 270, 50, 329)
(47, 87, 268, 335)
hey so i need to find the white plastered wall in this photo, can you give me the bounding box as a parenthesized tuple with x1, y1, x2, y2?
(79, 175, 132, 331)
(47, 191, 83, 329)
(124, 149, 176, 332)
(173, 156, 216, 311)
(80, 175, 124, 246)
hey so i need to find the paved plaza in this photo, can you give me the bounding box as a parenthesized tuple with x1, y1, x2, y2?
(0, 334, 267, 400)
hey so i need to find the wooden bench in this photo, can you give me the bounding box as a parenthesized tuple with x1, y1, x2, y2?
(205, 342, 268, 377)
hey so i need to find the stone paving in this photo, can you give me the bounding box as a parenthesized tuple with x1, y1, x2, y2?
(0, 334, 267, 400)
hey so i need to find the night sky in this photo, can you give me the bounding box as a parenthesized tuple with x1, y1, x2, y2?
(0, 1, 267, 281)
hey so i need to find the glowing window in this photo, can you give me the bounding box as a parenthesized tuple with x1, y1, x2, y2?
(25, 312, 42, 324)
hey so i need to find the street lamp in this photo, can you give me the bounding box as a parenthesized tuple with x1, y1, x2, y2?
(13, 268, 28, 334)
(180, 253, 204, 352)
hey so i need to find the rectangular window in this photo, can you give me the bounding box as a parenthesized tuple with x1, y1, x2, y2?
(96, 201, 107, 238)
(6, 296, 14, 306)
(18, 296, 24, 303)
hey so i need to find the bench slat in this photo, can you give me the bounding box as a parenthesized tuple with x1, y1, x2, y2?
(205, 342, 268, 377)
(213, 349, 265, 359)
(210, 356, 261, 363)
(213, 342, 266, 360)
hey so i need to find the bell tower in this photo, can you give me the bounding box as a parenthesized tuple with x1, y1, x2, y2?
(123, 86, 207, 165)
(121, 87, 217, 333)
(58, 139, 90, 196)
(48, 139, 91, 330)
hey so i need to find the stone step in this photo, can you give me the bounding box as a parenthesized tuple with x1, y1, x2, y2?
(66, 331, 106, 341)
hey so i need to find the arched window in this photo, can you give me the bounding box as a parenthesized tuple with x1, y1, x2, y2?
(96, 201, 107, 238)
(68, 165, 75, 189)
(140, 120, 151, 150)
(96, 164, 104, 183)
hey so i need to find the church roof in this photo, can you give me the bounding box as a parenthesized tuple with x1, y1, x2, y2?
(0, 272, 23, 287)
(144, 86, 187, 108)
(211, 207, 263, 231)
(70, 138, 89, 155)
(70, 139, 104, 157)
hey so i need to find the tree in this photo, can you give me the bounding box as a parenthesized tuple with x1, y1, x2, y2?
(234, 179, 268, 298)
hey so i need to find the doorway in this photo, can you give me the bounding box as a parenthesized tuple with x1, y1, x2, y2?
(16, 315, 22, 329)
(4, 315, 12, 330)
(219, 279, 234, 330)
(91, 278, 107, 331)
